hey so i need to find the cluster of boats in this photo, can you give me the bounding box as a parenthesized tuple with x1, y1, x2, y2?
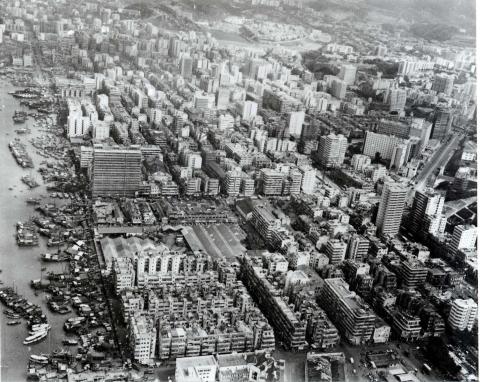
(24, 323, 51, 345)
(31, 134, 69, 162)
(9, 88, 42, 99)
(17, 221, 39, 246)
(0, 287, 48, 329)
(8, 138, 34, 168)
(12, 87, 57, 115)
(28, 348, 73, 366)
(2, 81, 121, 379)
(5, 309, 22, 325)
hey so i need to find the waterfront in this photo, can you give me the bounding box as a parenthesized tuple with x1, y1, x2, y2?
(0, 81, 73, 382)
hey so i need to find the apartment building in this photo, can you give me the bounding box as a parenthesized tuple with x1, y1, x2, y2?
(318, 278, 376, 345)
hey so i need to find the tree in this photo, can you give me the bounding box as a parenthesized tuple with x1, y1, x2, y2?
(425, 337, 461, 377)
(373, 152, 382, 164)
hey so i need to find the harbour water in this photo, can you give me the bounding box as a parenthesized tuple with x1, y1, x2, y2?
(0, 81, 73, 382)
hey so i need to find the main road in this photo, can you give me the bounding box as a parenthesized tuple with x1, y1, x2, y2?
(414, 134, 462, 192)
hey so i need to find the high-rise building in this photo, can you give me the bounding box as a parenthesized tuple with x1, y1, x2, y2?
(331, 78, 347, 99)
(194, 93, 215, 110)
(409, 118, 432, 153)
(347, 234, 370, 261)
(285, 168, 302, 195)
(92, 120, 110, 140)
(351, 154, 371, 171)
(179, 55, 193, 79)
(299, 166, 317, 194)
(262, 89, 304, 113)
(452, 167, 472, 194)
(241, 101, 258, 121)
(363, 131, 405, 161)
(389, 144, 408, 170)
(376, 183, 408, 237)
(325, 239, 347, 265)
(448, 225, 477, 255)
(377, 119, 410, 139)
(223, 170, 242, 196)
(398, 259, 428, 289)
(260, 169, 285, 196)
(375, 45, 387, 57)
(387, 88, 407, 113)
(216, 87, 230, 109)
(410, 189, 445, 238)
(130, 313, 157, 364)
(318, 278, 376, 345)
(448, 299, 477, 332)
(317, 134, 348, 168)
(240, 256, 307, 350)
(92, 147, 142, 197)
(430, 108, 452, 140)
(339, 64, 357, 85)
(251, 205, 282, 241)
(432, 74, 454, 96)
(287, 110, 305, 137)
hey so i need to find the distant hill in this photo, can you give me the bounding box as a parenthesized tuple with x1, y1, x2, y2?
(124, 2, 154, 18)
(307, 0, 476, 38)
(409, 23, 459, 42)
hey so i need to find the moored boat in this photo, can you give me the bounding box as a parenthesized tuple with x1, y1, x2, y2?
(29, 354, 49, 364)
(23, 330, 48, 345)
(62, 339, 78, 346)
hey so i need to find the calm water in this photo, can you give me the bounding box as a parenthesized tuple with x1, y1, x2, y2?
(0, 82, 73, 381)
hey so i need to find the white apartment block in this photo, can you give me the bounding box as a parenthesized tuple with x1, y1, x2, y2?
(449, 225, 477, 254)
(130, 313, 157, 364)
(448, 299, 477, 332)
(376, 183, 408, 237)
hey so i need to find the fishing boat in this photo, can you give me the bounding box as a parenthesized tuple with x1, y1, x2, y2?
(52, 349, 70, 358)
(30, 323, 51, 333)
(15, 127, 30, 134)
(4, 311, 21, 319)
(7, 320, 21, 325)
(62, 339, 78, 346)
(40, 253, 67, 262)
(57, 306, 72, 315)
(23, 330, 48, 345)
(29, 354, 49, 365)
(26, 198, 41, 205)
(21, 175, 39, 189)
(13, 110, 28, 123)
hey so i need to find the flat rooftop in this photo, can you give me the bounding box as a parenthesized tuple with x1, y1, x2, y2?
(325, 278, 374, 314)
(176, 355, 217, 368)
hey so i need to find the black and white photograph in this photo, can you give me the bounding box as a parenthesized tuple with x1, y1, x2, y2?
(0, 0, 477, 381)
